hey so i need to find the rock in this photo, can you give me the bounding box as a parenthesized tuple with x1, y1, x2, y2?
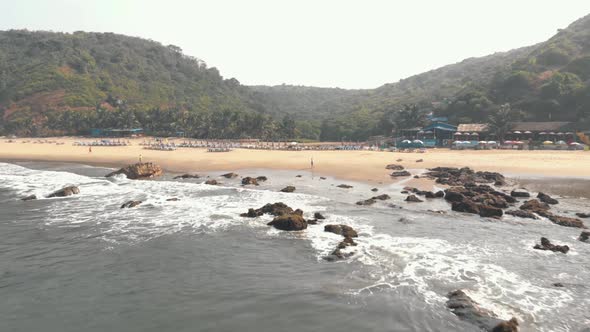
(314, 212, 326, 220)
(579, 231, 590, 242)
(280, 186, 296, 193)
(337, 236, 357, 248)
(106, 162, 163, 180)
(537, 192, 558, 205)
(240, 202, 295, 218)
(390, 170, 411, 177)
(552, 282, 564, 287)
(542, 213, 585, 228)
(324, 248, 354, 261)
(307, 219, 318, 225)
(385, 164, 404, 170)
(452, 199, 480, 214)
(324, 224, 358, 238)
(405, 194, 423, 203)
(166, 198, 179, 201)
(510, 189, 530, 198)
(434, 190, 445, 198)
(444, 189, 466, 203)
(267, 213, 307, 231)
(241, 177, 259, 186)
(505, 210, 538, 219)
(446, 290, 518, 332)
(396, 158, 403, 162)
(478, 204, 503, 218)
(356, 198, 376, 206)
(519, 199, 550, 213)
(21, 194, 37, 201)
(371, 188, 378, 192)
(319, 177, 327, 180)
(296, 175, 302, 178)
(576, 212, 590, 218)
(471, 193, 509, 209)
(426, 167, 505, 187)
(256, 176, 268, 182)
(373, 194, 390, 201)
(173, 174, 199, 179)
(491, 190, 517, 203)
(337, 184, 353, 189)
(533, 237, 569, 254)
(47, 185, 80, 198)
(415, 159, 423, 163)
(413, 175, 420, 179)
(221, 172, 238, 178)
(204, 179, 219, 185)
(121, 200, 142, 208)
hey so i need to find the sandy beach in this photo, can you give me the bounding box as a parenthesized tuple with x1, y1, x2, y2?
(1, 137, 589, 183)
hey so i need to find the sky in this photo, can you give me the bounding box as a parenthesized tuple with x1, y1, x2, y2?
(2, 0, 590, 89)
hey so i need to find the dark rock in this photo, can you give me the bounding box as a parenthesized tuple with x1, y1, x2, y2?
(444, 189, 466, 203)
(173, 174, 199, 179)
(314, 212, 326, 220)
(47, 185, 80, 198)
(452, 200, 480, 214)
(519, 199, 550, 213)
(385, 164, 404, 170)
(240, 202, 295, 218)
(505, 210, 538, 219)
(390, 170, 411, 177)
(241, 177, 259, 186)
(426, 167, 505, 187)
(400, 190, 409, 194)
(106, 162, 163, 180)
(267, 213, 307, 231)
(166, 198, 179, 201)
(537, 192, 558, 205)
(413, 175, 420, 179)
(371, 188, 378, 192)
(552, 282, 564, 287)
(478, 204, 503, 218)
(542, 213, 585, 228)
(296, 175, 302, 178)
(372, 194, 390, 200)
(121, 200, 142, 208)
(337, 184, 353, 189)
(280, 186, 296, 193)
(256, 176, 268, 182)
(471, 193, 508, 209)
(356, 198, 376, 206)
(579, 231, 590, 242)
(324, 224, 358, 238)
(415, 159, 423, 163)
(21, 194, 37, 201)
(434, 190, 445, 198)
(204, 179, 219, 185)
(446, 290, 518, 332)
(533, 237, 569, 253)
(293, 209, 303, 216)
(576, 212, 590, 218)
(307, 219, 318, 225)
(510, 189, 530, 198)
(396, 158, 403, 162)
(405, 195, 423, 203)
(491, 190, 517, 203)
(221, 172, 238, 178)
(319, 177, 327, 180)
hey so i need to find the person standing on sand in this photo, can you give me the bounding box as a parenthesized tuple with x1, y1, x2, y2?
(311, 157, 314, 169)
(139, 154, 143, 163)
(89, 146, 92, 153)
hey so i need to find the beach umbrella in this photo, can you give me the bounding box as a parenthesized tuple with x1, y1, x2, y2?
(565, 132, 574, 135)
(425, 130, 433, 134)
(487, 141, 497, 145)
(413, 140, 424, 144)
(514, 141, 525, 145)
(542, 141, 553, 145)
(478, 141, 487, 144)
(524, 131, 532, 134)
(569, 142, 581, 145)
(513, 131, 521, 134)
(503, 140, 514, 145)
(402, 140, 412, 143)
(557, 132, 564, 135)
(549, 132, 556, 135)
(471, 132, 479, 136)
(418, 130, 425, 134)
(454, 132, 462, 135)
(539, 132, 547, 135)
(556, 140, 567, 145)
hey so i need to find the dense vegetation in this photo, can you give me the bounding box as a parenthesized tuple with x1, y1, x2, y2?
(1, 13, 590, 140)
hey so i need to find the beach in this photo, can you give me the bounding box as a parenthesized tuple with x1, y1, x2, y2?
(1, 137, 589, 183)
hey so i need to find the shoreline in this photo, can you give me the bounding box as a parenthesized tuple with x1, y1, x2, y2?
(1, 137, 590, 184)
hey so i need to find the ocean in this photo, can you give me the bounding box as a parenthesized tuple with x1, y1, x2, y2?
(1, 161, 589, 332)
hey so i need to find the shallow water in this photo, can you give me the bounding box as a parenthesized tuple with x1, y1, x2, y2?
(1, 161, 589, 332)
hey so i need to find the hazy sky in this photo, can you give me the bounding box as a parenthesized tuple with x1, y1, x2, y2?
(2, 0, 590, 89)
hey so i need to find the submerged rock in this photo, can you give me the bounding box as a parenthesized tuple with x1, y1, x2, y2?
(371, 188, 379, 192)
(405, 195, 423, 203)
(21, 194, 37, 201)
(533, 237, 569, 254)
(510, 189, 530, 198)
(519, 199, 550, 213)
(47, 185, 80, 198)
(385, 164, 404, 170)
(240, 202, 295, 218)
(204, 179, 219, 185)
(241, 177, 259, 186)
(337, 184, 353, 189)
(579, 231, 590, 242)
(256, 176, 268, 182)
(356, 198, 376, 206)
(537, 192, 558, 205)
(324, 224, 358, 238)
(446, 290, 518, 332)
(314, 212, 326, 220)
(166, 198, 179, 201)
(575, 212, 590, 219)
(106, 162, 163, 180)
(121, 200, 142, 208)
(173, 174, 199, 179)
(505, 210, 538, 219)
(478, 204, 503, 218)
(221, 172, 239, 178)
(390, 170, 411, 177)
(280, 186, 296, 193)
(267, 213, 307, 231)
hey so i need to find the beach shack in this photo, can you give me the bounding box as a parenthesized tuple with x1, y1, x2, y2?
(454, 124, 491, 149)
(417, 122, 457, 147)
(90, 128, 144, 137)
(508, 122, 574, 142)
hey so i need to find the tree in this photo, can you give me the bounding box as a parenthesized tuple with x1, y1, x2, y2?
(487, 103, 522, 141)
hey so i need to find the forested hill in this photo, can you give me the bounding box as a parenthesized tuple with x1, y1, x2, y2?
(1, 13, 590, 140)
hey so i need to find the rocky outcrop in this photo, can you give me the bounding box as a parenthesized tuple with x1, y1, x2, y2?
(385, 164, 404, 170)
(166, 198, 179, 201)
(267, 213, 307, 231)
(280, 186, 296, 193)
(314, 212, 326, 220)
(106, 163, 163, 180)
(242, 177, 259, 186)
(240, 202, 295, 218)
(21, 194, 37, 201)
(256, 176, 268, 182)
(373, 194, 390, 200)
(415, 159, 423, 163)
(478, 204, 504, 218)
(204, 179, 219, 185)
(578, 231, 589, 242)
(541, 213, 585, 228)
(173, 174, 199, 179)
(505, 210, 538, 219)
(533, 237, 569, 254)
(356, 198, 376, 206)
(121, 200, 142, 208)
(426, 167, 506, 186)
(390, 170, 411, 177)
(446, 290, 518, 332)
(405, 195, 423, 203)
(575, 212, 590, 218)
(324, 224, 358, 238)
(510, 189, 530, 198)
(47, 185, 80, 198)
(337, 184, 353, 189)
(371, 188, 379, 192)
(537, 192, 558, 205)
(519, 199, 550, 213)
(452, 200, 480, 214)
(221, 172, 239, 178)
(319, 176, 327, 180)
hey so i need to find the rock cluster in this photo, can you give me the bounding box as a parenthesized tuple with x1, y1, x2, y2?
(173, 174, 199, 179)
(446, 290, 519, 332)
(533, 237, 569, 254)
(106, 162, 163, 180)
(121, 200, 142, 208)
(324, 224, 359, 261)
(356, 194, 391, 206)
(48, 185, 80, 198)
(426, 167, 506, 186)
(280, 186, 296, 193)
